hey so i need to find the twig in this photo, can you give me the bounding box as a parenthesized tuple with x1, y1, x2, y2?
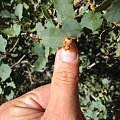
(11, 55, 26, 68)
(46, 70, 52, 79)
(25, 68, 34, 85)
(9, 38, 19, 52)
(90, 94, 98, 101)
(88, 61, 99, 69)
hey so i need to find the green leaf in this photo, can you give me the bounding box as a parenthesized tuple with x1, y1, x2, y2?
(80, 11, 103, 31)
(101, 78, 110, 86)
(2, 27, 15, 37)
(34, 57, 47, 71)
(41, 27, 65, 50)
(2, 24, 21, 37)
(115, 43, 120, 57)
(54, 0, 75, 20)
(13, 24, 21, 36)
(0, 86, 3, 94)
(62, 18, 82, 37)
(1, 10, 16, 19)
(6, 81, 16, 88)
(97, 101, 106, 111)
(32, 43, 45, 58)
(41, 5, 51, 18)
(92, 111, 98, 120)
(23, 2, 29, 10)
(0, 56, 5, 62)
(0, 64, 12, 81)
(45, 20, 55, 28)
(57, 13, 62, 24)
(79, 3, 89, 16)
(1, 10, 11, 18)
(5, 90, 14, 100)
(45, 46, 50, 59)
(37, 0, 41, 3)
(35, 22, 44, 37)
(15, 3, 23, 20)
(92, 101, 106, 111)
(105, 0, 120, 23)
(0, 35, 7, 52)
(87, 109, 94, 118)
(32, 43, 47, 70)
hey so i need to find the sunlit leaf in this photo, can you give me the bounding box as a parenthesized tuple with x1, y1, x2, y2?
(2, 24, 21, 37)
(32, 43, 48, 70)
(34, 57, 47, 71)
(23, 2, 29, 10)
(1, 10, 15, 19)
(62, 18, 82, 37)
(105, 0, 120, 23)
(79, 3, 89, 16)
(41, 27, 65, 50)
(54, 0, 75, 20)
(45, 46, 49, 59)
(35, 22, 44, 37)
(0, 35, 7, 52)
(0, 64, 12, 81)
(80, 11, 103, 31)
(32, 43, 45, 58)
(115, 43, 120, 57)
(0, 86, 3, 94)
(5, 90, 14, 100)
(2, 27, 15, 37)
(15, 3, 23, 20)
(7, 81, 16, 88)
(37, 0, 41, 3)
(13, 24, 21, 36)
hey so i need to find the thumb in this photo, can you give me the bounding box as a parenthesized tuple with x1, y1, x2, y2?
(45, 44, 82, 119)
(52, 43, 79, 92)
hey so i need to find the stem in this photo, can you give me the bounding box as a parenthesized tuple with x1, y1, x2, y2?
(95, 0, 115, 12)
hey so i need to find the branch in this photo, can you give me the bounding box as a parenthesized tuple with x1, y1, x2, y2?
(11, 55, 26, 68)
(9, 38, 19, 52)
(95, 0, 115, 12)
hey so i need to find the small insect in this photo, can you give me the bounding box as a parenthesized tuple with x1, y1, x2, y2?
(62, 37, 79, 50)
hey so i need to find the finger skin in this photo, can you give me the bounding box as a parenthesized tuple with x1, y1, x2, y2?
(42, 45, 84, 120)
(0, 84, 51, 120)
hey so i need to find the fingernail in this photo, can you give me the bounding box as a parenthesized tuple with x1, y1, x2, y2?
(59, 44, 78, 63)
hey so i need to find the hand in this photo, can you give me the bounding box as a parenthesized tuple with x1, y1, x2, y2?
(0, 44, 85, 120)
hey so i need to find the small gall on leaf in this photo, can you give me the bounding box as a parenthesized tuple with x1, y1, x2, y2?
(62, 37, 80, 50)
